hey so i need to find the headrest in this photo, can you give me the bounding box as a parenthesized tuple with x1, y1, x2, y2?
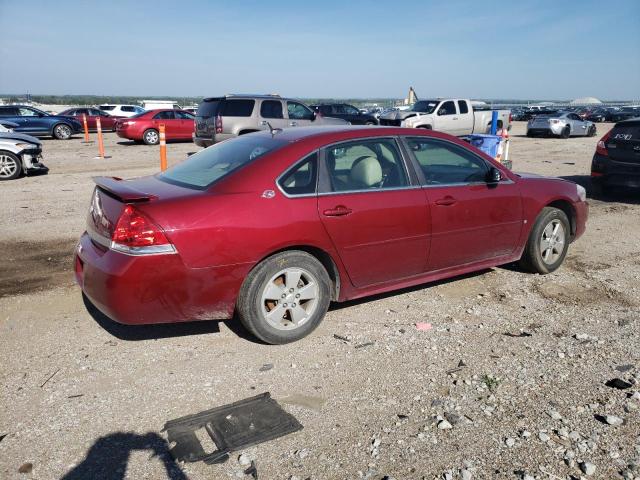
(350, 156, 382, 188)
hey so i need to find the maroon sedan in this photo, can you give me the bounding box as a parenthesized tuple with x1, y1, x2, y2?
(115, 109, 194, 145)
(75, 126, 588, 344)
(59, 107, 120, 131)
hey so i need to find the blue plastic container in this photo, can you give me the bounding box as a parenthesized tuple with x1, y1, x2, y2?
(468, 134, 501, 159)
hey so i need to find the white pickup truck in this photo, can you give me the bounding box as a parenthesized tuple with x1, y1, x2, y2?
(379, 99, 511, 136)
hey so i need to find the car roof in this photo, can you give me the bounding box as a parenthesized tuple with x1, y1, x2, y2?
(248, 125, 443, 143)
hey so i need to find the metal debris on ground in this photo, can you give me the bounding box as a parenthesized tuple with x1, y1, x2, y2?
(244, 460, 258, 479)
(163, 392, 303, 465)
(354, 341, 374, 349)
(605, 378, 633, 390)
(503, 331, 532, 338)
(279, 393, 326, 412)
(258, 363, 273, 372)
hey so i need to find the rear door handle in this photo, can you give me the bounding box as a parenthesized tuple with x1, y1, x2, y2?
(435, 196, 457, 206)
(323, 206, 352, 217)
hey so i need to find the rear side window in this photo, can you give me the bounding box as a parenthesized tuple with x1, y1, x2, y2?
(278, 153, 318, 196)
(121, 106, 136, 112)
(160, 136, 287, 189)
(260, 100, 283, 119)
(99, 105, 115, 111)
(0, 107, 19, 116)
(153, 111, 175, 120)
(457, 101, 469, 114)
(221, 99, 255, 117)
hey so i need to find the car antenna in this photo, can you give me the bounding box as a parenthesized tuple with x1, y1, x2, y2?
(265, 121, 283, 136)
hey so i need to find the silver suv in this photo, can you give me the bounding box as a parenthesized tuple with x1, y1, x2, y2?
(193, 94, 348, 147)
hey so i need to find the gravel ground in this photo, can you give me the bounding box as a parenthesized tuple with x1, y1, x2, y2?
(1, 122, 639, 480)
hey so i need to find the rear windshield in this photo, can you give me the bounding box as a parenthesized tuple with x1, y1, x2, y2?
(197, 99, 222, 118)
(159, 136, 287, 189)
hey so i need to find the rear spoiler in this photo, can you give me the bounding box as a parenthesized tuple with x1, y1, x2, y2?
(93, 176, 157, 202)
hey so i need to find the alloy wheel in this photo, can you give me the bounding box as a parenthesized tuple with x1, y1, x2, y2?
(260, 268, 319, 330)
(55, 124, 71, 139)
(0, 154, 19, 179)
(540, 219, 565, 265)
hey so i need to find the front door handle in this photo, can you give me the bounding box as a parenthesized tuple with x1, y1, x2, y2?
(434, 196, 457, 206)
(323, 206, 352, 217)
(289, 121, 297, 126)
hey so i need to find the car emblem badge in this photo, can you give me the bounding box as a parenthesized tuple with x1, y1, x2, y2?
(262, 190, 276, 199)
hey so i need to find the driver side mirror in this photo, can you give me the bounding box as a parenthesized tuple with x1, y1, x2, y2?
(487, 167, 502, 184)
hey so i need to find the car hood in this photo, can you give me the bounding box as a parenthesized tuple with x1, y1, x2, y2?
(379, 110, 423, 121)
(0, 132, 42, 145)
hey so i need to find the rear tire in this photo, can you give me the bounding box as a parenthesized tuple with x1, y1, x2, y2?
(53, 123, 72, 140)
(587, 125, 597, 137)
(143, 129, 159, 145)
(236, 251, 331, 344)
(519, 207, 570, 274)
(560, 126, 570, 139)
(0, 151, 22, 180)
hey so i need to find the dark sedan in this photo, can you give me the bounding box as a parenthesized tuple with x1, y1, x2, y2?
(0, 105, 82, 139)
(59, 107, 122, 132)
(75, 126, 587, 344)
(311, 103, 378, 125)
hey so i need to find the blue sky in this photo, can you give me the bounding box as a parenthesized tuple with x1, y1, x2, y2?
(0, 0, 638, 100)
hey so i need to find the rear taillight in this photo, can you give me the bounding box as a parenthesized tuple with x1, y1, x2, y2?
(111, 205, 174, 254)
(596, 131, 611, 156)
(550, 119, 560, 124)
(215, 115, 223, 134)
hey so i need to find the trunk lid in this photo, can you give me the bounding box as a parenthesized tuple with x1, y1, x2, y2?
(607, 120, 640, 164)
(195, 97, 223, 137)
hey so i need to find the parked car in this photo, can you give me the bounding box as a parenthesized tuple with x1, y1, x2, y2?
(591, 118, 640, 193)
(98, 104, 146, 118)
(193, 94, 348, 147)
(510, 108, 528, 121)
(609, 107, 640, 123)
(378, 99, 511, 136)
(311, 103, 378, 125)
(115, 109, 195, 145)
(527, 112, 596, 138)
(0, 120, 48, 180)
(0, 105, 82, 139)
(75, 125, 587, 344)
(584, 108, 610, 123)
(59, 107, 121, 131)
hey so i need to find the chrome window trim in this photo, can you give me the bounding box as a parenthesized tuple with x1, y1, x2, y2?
(86, 224, 177, 256)
(317, 185, 423, 197)
(275, 151, 320, 199)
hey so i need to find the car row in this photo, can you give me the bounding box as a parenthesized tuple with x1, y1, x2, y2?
(0, 105, 82, 139)
(74, 125, 588, 344)
(115, 109, 195, 144)
(0, 120, 48, 180)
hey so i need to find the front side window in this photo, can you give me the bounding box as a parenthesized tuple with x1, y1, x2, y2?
(438, 101, 457, 116)
(90, 108, 105, 116)
(278, 153, 318, 196)
(18, 107, 40, 117)
(121, 106, 136, 112)
(99, 105, 115, 111)
(153, 111, 175, 120)
(343, 104, 360, 115)
(260, 100, 283, 119)
(160, 136, 287, 189)
(406, 138, 488, 185)
(222, 99, 255, 117)
(287, 101, 314, 120)
(323, 139, 408, 192)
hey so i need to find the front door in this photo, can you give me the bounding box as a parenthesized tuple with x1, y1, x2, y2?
(152, 111, 179, 137)
(433, 100, 459, 135)
(317, 137, 431, 287)
(403, 136, 523, 272)
(286, 101, 316, 128)
(175, 111, 195, 138)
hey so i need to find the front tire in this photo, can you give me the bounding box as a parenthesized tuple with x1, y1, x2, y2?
(143, 129, 159, 145)
(53, 123, 72, 140)
(236, 251, 332, 344)
(0, 151, 22, 180)
(587, 125, 597, 137)
(519, 207, 570, 274)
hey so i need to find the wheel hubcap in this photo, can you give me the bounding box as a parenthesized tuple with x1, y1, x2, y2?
(540, 219, 565, 264)
(56, 125, 71, 138)
(260, 268, 319, 330)
(0, 154, 18, 178)
(147, 132, 158, 143)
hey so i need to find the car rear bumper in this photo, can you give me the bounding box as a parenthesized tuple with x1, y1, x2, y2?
(527, 126, 562, 136)
(591, 153, 640, 188)
(75, 232, 242, 325)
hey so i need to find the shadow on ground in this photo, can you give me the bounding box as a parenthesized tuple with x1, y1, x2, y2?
(61, 431, 188, 480)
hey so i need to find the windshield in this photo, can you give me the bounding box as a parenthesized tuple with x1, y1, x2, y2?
(159, 135, 288, 189)
(411, 101, 439, 113)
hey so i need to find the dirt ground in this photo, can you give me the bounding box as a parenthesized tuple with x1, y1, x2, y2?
(1, 122, 639, 480)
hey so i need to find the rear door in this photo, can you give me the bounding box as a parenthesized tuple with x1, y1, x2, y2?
(607, 121, 640, 165)
(317, 137, 431, 287)
(259, 100, 288, 130)
(403, 136, 522, 271)
(286, 101, 316, 128)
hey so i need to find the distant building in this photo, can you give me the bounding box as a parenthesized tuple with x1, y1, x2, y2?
(570, 97, 602, 105)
